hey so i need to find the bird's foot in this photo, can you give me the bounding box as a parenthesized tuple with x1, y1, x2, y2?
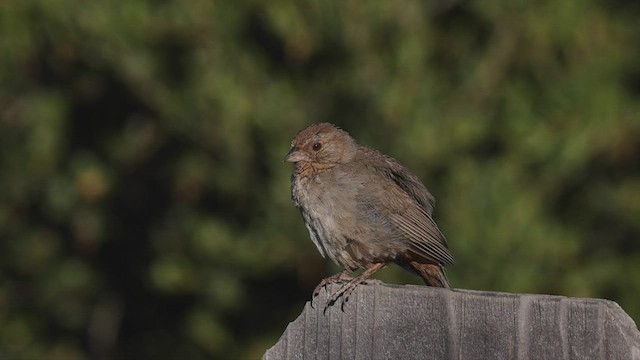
(312, 270, 352, 300)
(326, 277, 363, 311)
(325, 263, 386, 312)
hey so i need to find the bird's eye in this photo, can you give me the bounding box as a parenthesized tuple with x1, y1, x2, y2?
(312, 142, 322, 151)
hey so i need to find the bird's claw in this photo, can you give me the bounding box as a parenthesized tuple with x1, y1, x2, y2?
(329, 283, 355, 311)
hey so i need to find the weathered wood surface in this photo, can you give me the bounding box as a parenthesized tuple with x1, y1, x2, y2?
(263, 282, 640, 360)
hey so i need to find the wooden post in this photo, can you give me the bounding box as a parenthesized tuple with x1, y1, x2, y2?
(264, 283, 640, 359)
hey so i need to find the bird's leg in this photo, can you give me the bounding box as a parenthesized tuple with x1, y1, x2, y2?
(328, 262, 385, 309)
(313, 269, 352, 298)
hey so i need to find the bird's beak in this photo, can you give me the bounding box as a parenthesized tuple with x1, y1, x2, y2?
(284, 146, 307, 162)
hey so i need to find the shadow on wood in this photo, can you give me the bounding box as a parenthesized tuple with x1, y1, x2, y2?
(263, 282, 640, 359)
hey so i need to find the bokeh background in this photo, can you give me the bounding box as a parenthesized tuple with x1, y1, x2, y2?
(1, 1, 639, 358)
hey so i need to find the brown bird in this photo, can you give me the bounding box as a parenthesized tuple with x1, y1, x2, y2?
(285, 123, 453, 305)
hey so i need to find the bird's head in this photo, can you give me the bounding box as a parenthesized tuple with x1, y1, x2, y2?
(284, 123, 358, 165)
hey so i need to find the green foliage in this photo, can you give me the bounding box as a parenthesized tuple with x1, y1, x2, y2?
(1, 0, 639, 358)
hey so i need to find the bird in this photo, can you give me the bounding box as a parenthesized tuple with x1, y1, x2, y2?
(284, 123, 454, 306)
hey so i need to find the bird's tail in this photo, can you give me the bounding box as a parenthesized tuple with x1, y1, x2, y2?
(409, 262, 450, 288)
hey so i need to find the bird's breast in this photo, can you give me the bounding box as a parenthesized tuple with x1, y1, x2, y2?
(291, 167, 390, 269)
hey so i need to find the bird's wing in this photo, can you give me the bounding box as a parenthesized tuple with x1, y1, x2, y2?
(386, 197, 454, 265)
(385, 161, 436, 215)
(355, 150, 454, 266)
